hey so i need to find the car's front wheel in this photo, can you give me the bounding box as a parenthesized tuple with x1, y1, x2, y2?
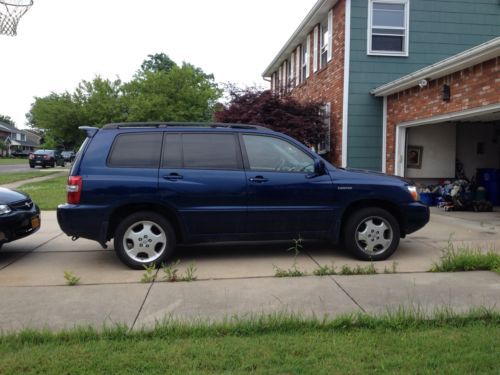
(344, 207, 400, 261)
(114, 211, 175, 269)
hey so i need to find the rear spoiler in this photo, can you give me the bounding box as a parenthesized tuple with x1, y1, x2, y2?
(78, 126, 99, 138)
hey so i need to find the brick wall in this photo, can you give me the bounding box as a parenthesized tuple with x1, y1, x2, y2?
(385, 57, 500, 174)
(286, 0, 346, 166)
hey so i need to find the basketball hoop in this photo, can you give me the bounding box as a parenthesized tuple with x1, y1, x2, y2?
(0, 0, 33, 36)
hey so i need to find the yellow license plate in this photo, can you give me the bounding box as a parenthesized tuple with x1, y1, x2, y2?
(31, 216, 40, 229)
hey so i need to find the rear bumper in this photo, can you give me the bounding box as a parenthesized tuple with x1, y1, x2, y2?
(400, 202, 430, 236)
(30, 160, 52, 167)
(57, 204, 109, 245)
(0, 204, 41, 245)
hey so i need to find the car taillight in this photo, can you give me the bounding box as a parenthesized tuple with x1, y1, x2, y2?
(67, 176, 82, 204)
(29, 154, 34, 160)
(43, 155, 50, 160)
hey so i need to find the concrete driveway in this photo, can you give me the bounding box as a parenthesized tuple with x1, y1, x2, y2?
(1, 208, 499, 286)
(0, 208, 498, 332)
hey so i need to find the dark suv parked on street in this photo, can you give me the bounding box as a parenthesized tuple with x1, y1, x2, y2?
(57, 123, 429, 269)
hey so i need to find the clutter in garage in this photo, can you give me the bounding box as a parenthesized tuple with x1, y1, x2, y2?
(417, 168, 499, 212)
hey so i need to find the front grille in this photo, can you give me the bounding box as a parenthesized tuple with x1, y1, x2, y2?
(10, 199, 34, 211)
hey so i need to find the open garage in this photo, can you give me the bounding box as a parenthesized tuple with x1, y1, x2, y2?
(373, 37, 500, 208)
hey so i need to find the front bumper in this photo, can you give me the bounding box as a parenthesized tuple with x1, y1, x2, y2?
(400, 201, 430, 236)
(0, 204, 41, 245)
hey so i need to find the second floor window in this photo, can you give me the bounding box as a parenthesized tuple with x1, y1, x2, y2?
(320, 22, 329, 68)
(368, 0, 409, 56)
(301, 41, 308, 83)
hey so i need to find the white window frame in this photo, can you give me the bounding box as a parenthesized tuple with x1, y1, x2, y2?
(295, 46, 301, 84)
(301, 40, 309, 83)
(327, 9, 333, 62)
(320, 19, 329, 68)
(289, 53, 295, 88)
(367, 0, 409, 57)
(313, 25, 319, 73)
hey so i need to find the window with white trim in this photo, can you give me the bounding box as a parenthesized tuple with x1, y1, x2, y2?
(288, 57, 294, 88)
(320, 21, 329, 68)
(368, 0, 409, 56)
(301, 41, 308, 83)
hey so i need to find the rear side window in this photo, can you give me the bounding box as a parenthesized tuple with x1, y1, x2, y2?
(108, 133, 162, 168)
(162, 133, 240, 170)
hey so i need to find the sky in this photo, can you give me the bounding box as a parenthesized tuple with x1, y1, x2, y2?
(0, 0, 318, 128)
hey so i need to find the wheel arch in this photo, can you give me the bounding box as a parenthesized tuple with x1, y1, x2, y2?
(107, 202, 185, 243)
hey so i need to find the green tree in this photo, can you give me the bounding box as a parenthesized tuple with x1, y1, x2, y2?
(123, 63, 222, 122)
(27, 92, 84, 149)
(28, 54, 222, 147)
(0, 114, 15, 127)
(139, 53, 176, 75)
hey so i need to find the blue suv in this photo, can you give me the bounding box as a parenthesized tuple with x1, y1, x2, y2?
(57, 123, 429, 269)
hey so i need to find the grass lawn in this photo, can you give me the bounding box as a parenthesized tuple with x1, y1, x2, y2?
(0, 158, 27, 165)
(17, 176, 67, 210)
(0, 312, 498, 374)
(0, 171, 60, 185)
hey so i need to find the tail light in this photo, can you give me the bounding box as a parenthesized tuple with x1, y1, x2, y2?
(43, 155, 50, 160)
(29, 154, 34, 160)
(67, 176, 82, 204)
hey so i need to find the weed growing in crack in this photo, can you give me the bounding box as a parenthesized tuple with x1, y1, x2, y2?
(141, 264, 157, 283)
(63, 271, 80, 286)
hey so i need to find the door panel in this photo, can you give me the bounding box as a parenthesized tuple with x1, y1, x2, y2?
(158, 132, 247, 238)
(242, 134, 335, 235)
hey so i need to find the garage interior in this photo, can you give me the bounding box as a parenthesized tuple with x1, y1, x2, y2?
(403, 111, 500, 209)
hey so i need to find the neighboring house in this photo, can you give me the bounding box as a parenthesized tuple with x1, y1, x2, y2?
(263, 0, 500, 180)
(0, 121, 41, 156)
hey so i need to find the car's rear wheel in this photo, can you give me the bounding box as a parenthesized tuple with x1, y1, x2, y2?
(344, 207, 400, 261)
(114, 211, 175, 269)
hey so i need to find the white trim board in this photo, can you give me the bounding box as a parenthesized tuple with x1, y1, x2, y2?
(341, 0, 351, 168)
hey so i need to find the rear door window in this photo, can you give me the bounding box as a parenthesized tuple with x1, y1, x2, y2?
(108, 133, 162, 168)
(162, 133, 241, 170)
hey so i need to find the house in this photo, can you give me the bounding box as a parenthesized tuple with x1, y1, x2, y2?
(263, 0, 500, 181)
(0, 121, 41, 156)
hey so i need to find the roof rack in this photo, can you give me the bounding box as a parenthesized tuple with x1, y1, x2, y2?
(101, 122, 268, 130)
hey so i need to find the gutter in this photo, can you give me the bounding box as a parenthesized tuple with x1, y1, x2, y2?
(371, 36, 500, 97)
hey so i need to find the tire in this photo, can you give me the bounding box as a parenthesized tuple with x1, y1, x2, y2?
(29, 164, 34, 169)
(343, 207, 400, 261)
(114, 211, 176, 269)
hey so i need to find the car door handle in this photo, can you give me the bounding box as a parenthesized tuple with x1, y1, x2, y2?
(163, 173, 183, 181)
(249, 176, 268, 183)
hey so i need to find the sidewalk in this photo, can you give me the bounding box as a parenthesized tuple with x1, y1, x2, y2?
(0, 271, 498, 332)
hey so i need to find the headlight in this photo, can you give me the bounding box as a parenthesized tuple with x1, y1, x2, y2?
(0, 204, 12, 215)
(407, 186, 420, 202)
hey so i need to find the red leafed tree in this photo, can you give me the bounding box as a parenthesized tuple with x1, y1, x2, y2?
(214, 86, 328, 147)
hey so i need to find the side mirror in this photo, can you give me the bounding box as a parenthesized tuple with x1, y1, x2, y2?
(314, 159, 326, 176)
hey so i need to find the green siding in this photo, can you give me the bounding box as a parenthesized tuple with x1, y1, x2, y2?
(347, 0, 500, 170)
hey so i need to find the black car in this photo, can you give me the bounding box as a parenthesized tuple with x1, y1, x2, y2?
(61, 151, 76, 163)
(29, 150, 65, 168)
(0, 188, 41, 249)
